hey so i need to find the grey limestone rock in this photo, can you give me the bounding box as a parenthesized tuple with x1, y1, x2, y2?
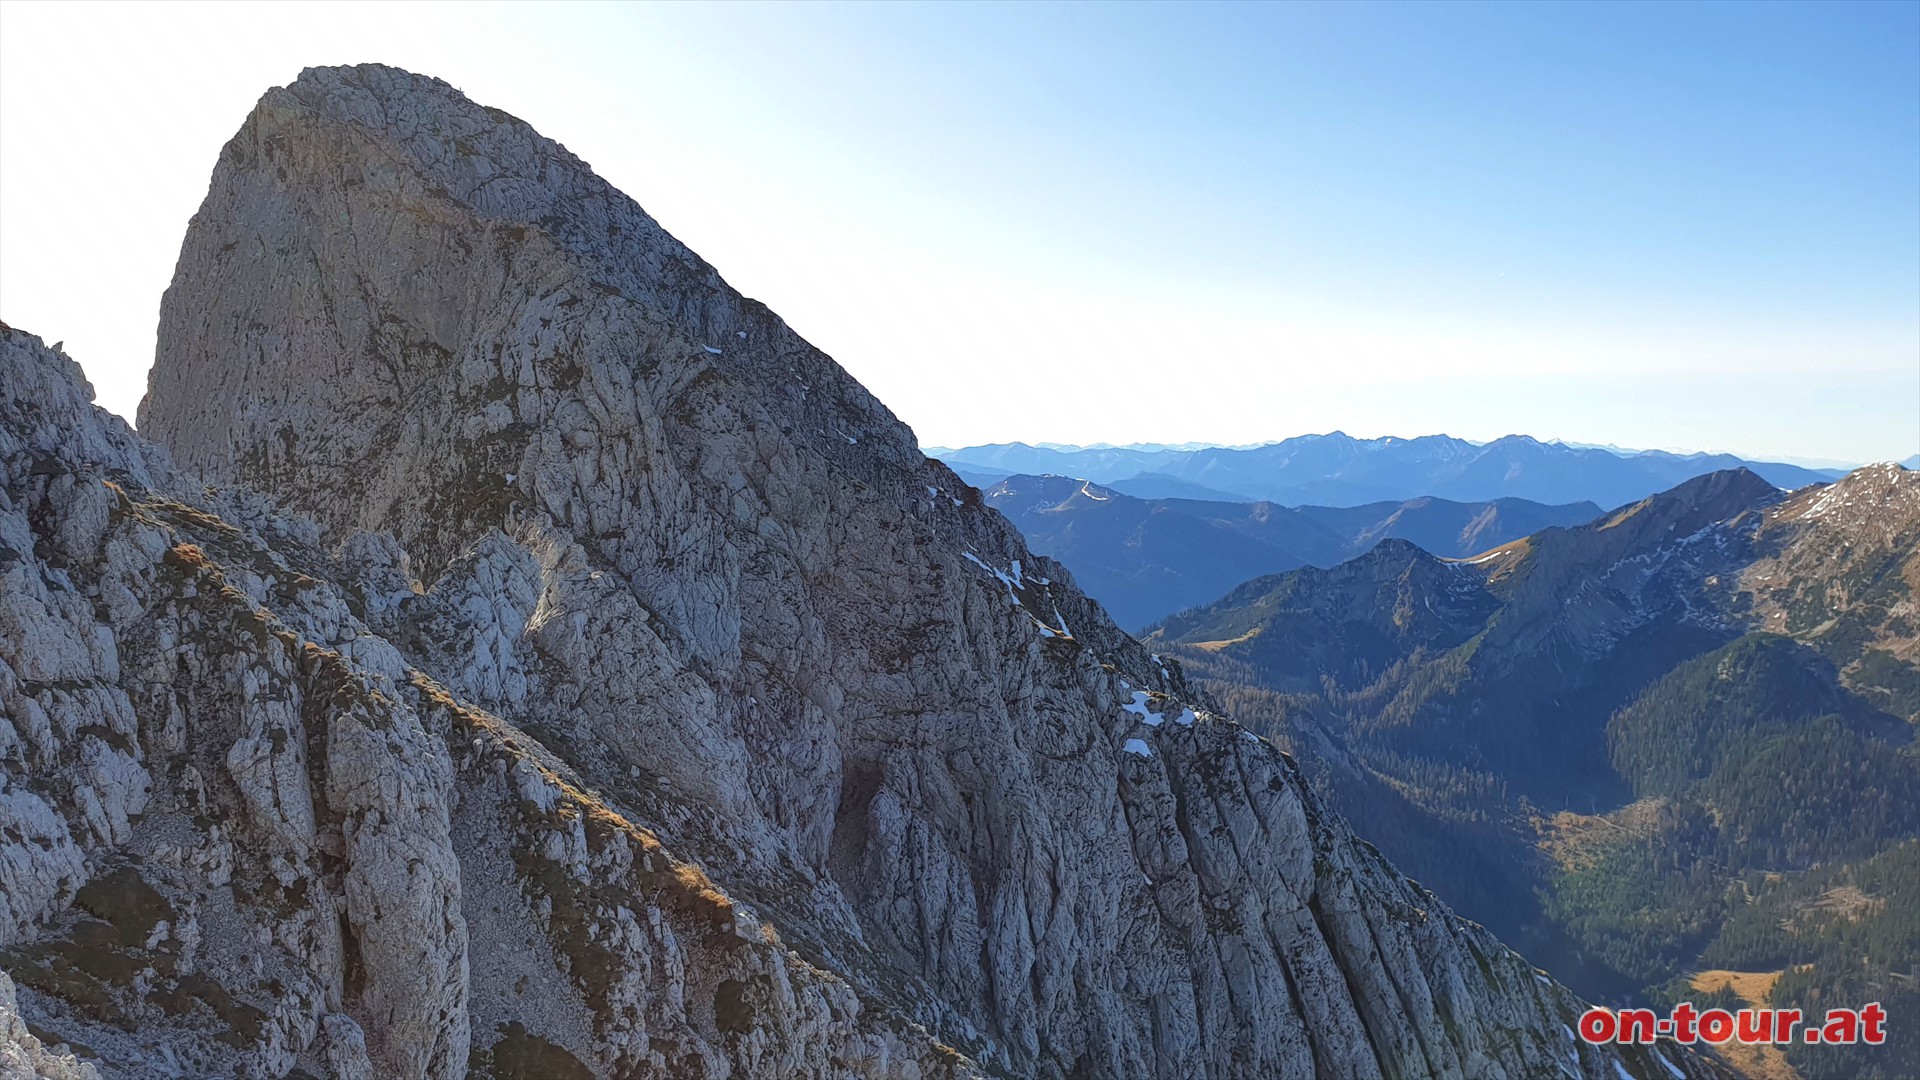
(1, 63, 1720, 1079)
(1, 969, 98, 1080)
(1, 323, 964, 1078)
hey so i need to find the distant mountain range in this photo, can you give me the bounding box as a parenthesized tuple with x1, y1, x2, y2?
(934, 433, 1848, 509)
(983, 473, 1600, 630)
(1148, 462, 1920, 1079)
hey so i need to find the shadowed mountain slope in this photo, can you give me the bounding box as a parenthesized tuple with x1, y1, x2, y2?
(984, 473, 1598, 630)
(1152, 464, 1920, 1077)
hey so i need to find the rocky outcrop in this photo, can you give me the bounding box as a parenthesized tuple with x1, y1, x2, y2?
(2, 969, 98, 1080)
(1744, 461, 1920, 691)
(4, 63, 1712, 1078)
(1, 325, 962, 1078)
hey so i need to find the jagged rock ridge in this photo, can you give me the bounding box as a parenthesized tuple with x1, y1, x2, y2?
(5, 64, 1708, 1078)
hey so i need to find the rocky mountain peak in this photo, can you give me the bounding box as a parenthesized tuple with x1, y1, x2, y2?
(141, 63, 922, 578)
(3, 65, 1715, 1078)
(1771, 460, 1917, 531)
(1357, 535, 1433, 562)
(1599, 466, 1778, 525)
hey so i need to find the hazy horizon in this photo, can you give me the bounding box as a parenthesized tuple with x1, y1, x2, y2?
(923, 432, 1892, 470)
(2, 1, 1915, 464)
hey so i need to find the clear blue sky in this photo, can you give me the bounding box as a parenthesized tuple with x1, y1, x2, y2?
(3, 1, 1916, 463)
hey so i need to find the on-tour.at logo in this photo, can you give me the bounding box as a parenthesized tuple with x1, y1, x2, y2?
(1578, 1002, 1887, 1047)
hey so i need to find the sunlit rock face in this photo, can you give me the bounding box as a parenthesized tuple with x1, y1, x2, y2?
(1, 64, 1712, 1078)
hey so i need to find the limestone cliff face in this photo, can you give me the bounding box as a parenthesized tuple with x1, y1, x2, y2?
(0, 63, 1710, 1079)
(3, 325, 963, 1078)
